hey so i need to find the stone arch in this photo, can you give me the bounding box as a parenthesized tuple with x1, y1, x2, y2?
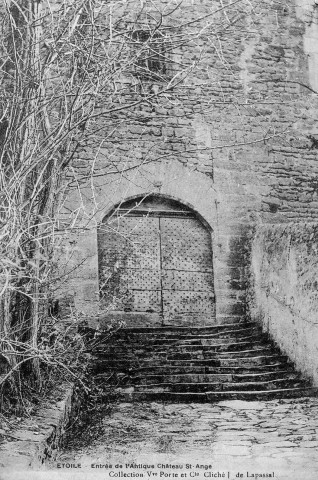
(66, 161, 225, 323)
(94, 159, 218, 229)
(101, 192, 213, 233)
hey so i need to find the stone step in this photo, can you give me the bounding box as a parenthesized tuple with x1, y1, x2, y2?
(218, 355, 289, 366)
(134, 378, 308, 392)
(89, 320, 315, 402)
(152, 343, 274, 354)
(97, 344, 277, 361)
(169, 334, 266, 345)
(94, 347, 281, 365)
(93, 357, 292, 372)
(96, 356, 277, 371)
(94, 336, 268, 357)
(112, 333, 264, 346)
(105, 348, 276, 363)
(142, 349, 275, 362)
(131, 354, 290, 367)
(113, 327, 263, 343)
(129, 370, 301, 384)
(117, 387, 318, 402)
(101, 339, 270, 355)
(120, 322, 255, 335)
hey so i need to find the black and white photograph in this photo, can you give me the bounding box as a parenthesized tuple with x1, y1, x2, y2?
(0, 1, 318, 479)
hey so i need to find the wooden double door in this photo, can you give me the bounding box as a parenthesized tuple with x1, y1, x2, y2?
(98, 199, 215, 324)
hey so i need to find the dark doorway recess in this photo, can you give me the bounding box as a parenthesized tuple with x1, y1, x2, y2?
(97, 196, 215, 325)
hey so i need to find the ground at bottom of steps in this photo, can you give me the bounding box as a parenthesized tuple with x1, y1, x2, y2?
(54, 397, 318, 480)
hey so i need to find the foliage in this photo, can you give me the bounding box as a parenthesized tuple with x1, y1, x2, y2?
(0, 0, 194, 408)
(0, 0, 253, 412)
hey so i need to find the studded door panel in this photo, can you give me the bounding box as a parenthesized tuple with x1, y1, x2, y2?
(160, 217, 215, 318)
(98, 216, 162, 312)
(98, 211, 215, 322)
(162, 270, 214, 291)
(163, 291, 215, 315)
(160, 218, 213, 272)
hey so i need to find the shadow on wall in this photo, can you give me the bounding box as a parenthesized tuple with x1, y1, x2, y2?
(226, 225, 254, 317)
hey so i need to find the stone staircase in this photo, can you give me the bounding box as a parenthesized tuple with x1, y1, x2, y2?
(88, 321, 317, 402)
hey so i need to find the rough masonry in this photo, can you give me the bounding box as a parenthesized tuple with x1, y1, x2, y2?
(56, 0, 318, 373)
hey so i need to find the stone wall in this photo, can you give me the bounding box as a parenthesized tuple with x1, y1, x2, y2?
(0, 384, 79, 471)
(57, 0, 318, 325)
(249, 223, 318, 385)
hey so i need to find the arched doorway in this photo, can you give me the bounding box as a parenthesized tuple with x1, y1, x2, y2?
(97, 196, 215, 325)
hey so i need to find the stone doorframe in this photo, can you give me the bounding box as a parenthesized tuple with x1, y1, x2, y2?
(65, 160, 228, 323)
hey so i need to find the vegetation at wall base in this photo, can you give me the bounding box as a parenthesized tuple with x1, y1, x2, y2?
(0, 0, 206, 415)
